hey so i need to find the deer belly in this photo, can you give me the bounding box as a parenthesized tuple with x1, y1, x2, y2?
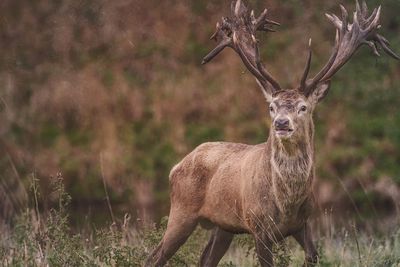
(199, 196, 248, 233)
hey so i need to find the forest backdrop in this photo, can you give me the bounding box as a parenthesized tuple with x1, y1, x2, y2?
(1, 0, 400, 228)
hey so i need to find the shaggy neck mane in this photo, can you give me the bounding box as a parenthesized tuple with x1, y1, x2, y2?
(270, 135, 312, 177)
(267, 126, 314, 211)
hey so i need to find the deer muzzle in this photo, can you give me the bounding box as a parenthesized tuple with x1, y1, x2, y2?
(274, 117, 294, 137)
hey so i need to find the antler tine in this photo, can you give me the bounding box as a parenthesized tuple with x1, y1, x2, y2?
(201, 37, 232, 65)
(339, 5, 348, 34)
(255, 8, 281, 32)
(361, 0, 368, 17)
(375, 34, 400, 60)
(301, 1, 399, 96)
(202, 0, 281, 93)
(355, 0, 369, 24)
(302, 30, 340, 95)
(202, 20, 234, 65)
(233, 33, 268, 83)
(252, 34, 282, 91)
(300, 39, 313, 91)
(233, 0, 247, 18)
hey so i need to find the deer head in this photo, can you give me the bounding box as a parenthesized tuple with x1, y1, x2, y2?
(202, 0, 399, 142)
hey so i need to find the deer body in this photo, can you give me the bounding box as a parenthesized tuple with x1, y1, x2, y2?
(177, 137, 313, 237)
(146, 1, 398, 266)
(147, 91, 320, 267)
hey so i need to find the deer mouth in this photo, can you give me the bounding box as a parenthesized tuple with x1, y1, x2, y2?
(275, 128, 294, 137)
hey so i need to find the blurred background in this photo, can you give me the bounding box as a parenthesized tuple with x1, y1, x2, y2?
(0, 0, 399, 229)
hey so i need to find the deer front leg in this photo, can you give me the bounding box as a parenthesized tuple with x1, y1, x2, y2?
(292, 223, 318, 267)
(200, 227, 233, 267)
(254, 234, 274, 267)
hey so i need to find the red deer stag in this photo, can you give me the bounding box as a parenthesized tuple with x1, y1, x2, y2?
(146, 1, 399, 266)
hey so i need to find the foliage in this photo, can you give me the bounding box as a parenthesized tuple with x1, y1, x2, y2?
(2, 178, 400, 266)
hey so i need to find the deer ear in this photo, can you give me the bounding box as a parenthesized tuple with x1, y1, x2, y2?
(256, 79, 273, 102)
(309, 80, 331, 103)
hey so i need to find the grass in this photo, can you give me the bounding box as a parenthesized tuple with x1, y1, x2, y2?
(1, 174, 400, 267)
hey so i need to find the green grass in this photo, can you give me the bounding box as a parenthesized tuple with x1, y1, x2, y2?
(1, 175, 400, 267)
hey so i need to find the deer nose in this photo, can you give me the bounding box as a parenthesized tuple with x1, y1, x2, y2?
(274, 118, 290, 129)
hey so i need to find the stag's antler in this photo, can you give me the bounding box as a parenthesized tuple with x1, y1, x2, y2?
(202, 0, 281, 93)
(300, 0, 400, 96)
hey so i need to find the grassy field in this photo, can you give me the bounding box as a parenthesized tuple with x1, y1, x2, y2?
(1, 176, 399, 267)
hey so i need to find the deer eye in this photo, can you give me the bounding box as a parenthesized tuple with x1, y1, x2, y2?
(269, 106, 274, 113)
(299, 105, 307, 113)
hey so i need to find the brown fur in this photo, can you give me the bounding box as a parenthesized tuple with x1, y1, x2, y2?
(146, 90, 320, 266)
